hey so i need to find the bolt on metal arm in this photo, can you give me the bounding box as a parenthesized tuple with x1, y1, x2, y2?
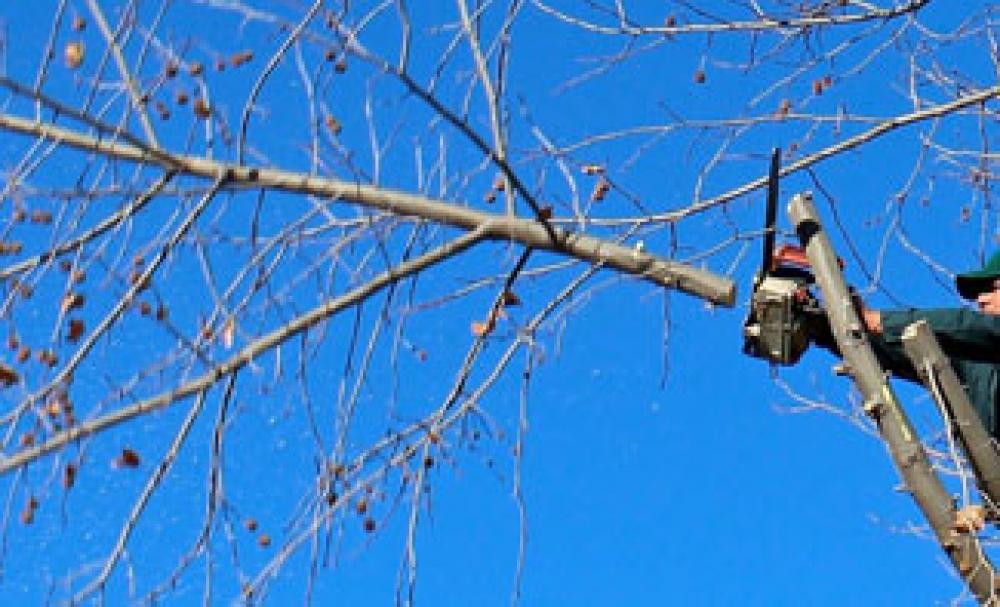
(787, 192, 998, 603)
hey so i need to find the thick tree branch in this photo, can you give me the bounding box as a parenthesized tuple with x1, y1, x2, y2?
(0, 110, 736, 305)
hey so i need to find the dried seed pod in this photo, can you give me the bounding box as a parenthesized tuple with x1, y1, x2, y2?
(0, 241, 23, 255)
(245, 517, 258, 532)
(30, 210, 53, 225)
(324, 114, 342, 135)
(471, 320, 493, 337)
(72, 15, 86, 31)
(138, 301, 152, 316)
(221, 317, 235, 348)
(164, 62, 179, 78)
(20, 497, 37, 525)
(19, 432, 34, 448)
(38, 349, 58, 368)
(537, 206, 553, 220)
(65, 41, 85, 69)
(71, 270, 86, 284)
(363, 517, 376, 533)
(129, 269, 149, 290)
(155, 101, 171, 120)
(116, 448, 141, 468)
(590, 177, 611, 202)
(175, 90, 189, 105)
(492, 174, 506, 192)
(61, 292, 85, 314)
(68, 319, 85, 342)
(230, 50, 253, 68)
(155, 304, 168, 321)
(484, 190, 496, 204)
(776, 98, 791, 118)
(59, 259, 73, 272)
(581, 164, 605, 176)
(0, 363, 19, 387)
(423, 454, 434, 469)
(334, 58, 347, 73)
(63, 463, 77, 489)
(355, 499, 368, 515)
(812, 79, 823, 95)
(193, 98, 211, 119)
(257, 533, 271, 548)
(502, 290, 521, 306)
(188, 61, 204, 76)
(693, 69, 706, 84)
(214, 58, 226, 72)
(16, 346, 30, 364)
(7, 334, 17, 350)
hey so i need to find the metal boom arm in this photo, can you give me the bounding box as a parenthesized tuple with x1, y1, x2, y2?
(788, 192, 998, 603)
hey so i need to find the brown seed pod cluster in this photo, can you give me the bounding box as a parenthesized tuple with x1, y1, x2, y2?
(693, 69, 706, 84)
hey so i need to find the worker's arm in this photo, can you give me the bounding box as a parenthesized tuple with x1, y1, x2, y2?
(869, 308, 1000, 364)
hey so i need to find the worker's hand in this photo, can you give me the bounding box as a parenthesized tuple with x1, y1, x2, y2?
(861, 308, 882, 334)
(849, 289, 882, 334)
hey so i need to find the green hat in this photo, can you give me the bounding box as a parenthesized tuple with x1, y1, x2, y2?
(956, 251, 1000, 300)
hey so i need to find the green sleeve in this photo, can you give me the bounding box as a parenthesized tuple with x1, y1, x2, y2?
(880, 308, 1000, 363)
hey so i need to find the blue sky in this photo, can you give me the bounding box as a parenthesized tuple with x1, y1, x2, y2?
(0, 1, 996, 605)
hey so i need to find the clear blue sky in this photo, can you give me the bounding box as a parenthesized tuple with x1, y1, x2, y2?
(0, 1, 994, 605)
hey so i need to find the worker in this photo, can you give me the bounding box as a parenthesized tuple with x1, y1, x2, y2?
(811, 251, 1000, 437)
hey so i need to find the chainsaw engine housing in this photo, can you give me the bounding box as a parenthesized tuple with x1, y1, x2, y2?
(743, 272, 814, 365)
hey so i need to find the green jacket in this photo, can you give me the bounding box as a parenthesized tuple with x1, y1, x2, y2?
(874, 309, 1000, 437)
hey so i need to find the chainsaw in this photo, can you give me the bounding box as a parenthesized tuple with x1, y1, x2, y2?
(742, 149, 825, 365)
